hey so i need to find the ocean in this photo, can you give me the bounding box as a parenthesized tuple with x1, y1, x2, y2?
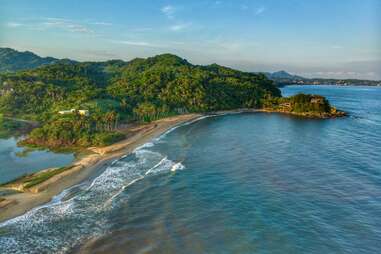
(0, 85, 380, 254)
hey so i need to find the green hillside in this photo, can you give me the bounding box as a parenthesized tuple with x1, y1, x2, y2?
(0, 48, 62, 73)
(0, 53, 339, 149)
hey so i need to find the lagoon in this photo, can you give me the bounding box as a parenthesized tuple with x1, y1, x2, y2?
(0, 136, 74, 185)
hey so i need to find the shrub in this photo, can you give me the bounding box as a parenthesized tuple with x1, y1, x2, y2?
(93, 132, 125, 146)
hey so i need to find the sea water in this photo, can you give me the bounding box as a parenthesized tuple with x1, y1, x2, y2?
(0, 85, 380, 254)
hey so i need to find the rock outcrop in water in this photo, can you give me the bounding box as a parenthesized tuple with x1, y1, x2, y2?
(262, 93, 346, 118)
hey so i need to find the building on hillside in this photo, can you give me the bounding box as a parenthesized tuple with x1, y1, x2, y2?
(78, 110, 89, 116)
(311, 98, 324, 104)
(58, 109, 75, 115)
(58, 109, 89, 116)
(279, 102, 291, 110)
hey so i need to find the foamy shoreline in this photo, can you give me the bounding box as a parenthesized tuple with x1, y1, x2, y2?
(0, 113, 204, 222)
(0, 107, 330, 223)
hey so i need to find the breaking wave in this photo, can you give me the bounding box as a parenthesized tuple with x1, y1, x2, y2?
(0, 117, 201, 254)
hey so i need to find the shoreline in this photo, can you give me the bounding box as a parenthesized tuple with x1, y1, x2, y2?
(0, 108, 346, 223)
(0, 113, 202, 223)
(257, 108, 347, 118)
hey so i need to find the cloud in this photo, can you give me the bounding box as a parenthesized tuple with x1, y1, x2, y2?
(6, 17, 95, 34)
(331, 45, 343, 49)
(255, 6, 265, 15)
(6, 22, 25, 27)
(161, 5, 176, 19)
(90, 21, 112, 26)
(110, 40, 163, 48)
(160, 5, 193, 32)
(44, 17, 71, 22)
(110, 39, 189, 49)
(170, 22, 192, 31)
(131, 27, 153, 32)
(42, 20, 93, 33)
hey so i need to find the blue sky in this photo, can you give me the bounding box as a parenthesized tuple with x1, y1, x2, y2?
(1, 0, 380, 79)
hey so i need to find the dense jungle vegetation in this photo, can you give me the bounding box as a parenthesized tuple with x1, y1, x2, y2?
(0, 53, 337, 149)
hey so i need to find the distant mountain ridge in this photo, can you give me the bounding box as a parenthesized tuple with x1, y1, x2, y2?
(263, 70, 305, 81)
(262, 70, 381, 87)
(0, 47, 379, 86)
(0, 48, 75, 73)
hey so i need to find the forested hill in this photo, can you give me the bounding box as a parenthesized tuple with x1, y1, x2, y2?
(0, 54, 281, 148)
(0, 53, 280, 118)
(0, 47, 73, 73)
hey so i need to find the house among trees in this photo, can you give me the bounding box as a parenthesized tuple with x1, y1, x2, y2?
(310, 98, 324, 104)
(58, 109, 89, 116)
(0, 81, 15, 96)
(279, 102, 291, 110)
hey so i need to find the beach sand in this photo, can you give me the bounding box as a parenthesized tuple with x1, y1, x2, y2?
(0, 113, 202, 223)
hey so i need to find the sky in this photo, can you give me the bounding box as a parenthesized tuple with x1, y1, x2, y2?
(0, 0, 380, 80)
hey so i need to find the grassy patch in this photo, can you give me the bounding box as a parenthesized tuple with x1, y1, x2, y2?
(0, 174, 28, 187)
(0, 165, 76, 190)
(93, 131, 125, 146)
(23, 166, 75, 189)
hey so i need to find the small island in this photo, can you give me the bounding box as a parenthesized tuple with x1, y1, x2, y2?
(262, 93, 346, 118)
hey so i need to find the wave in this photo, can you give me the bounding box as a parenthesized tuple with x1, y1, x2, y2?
(0, 114, 215, 225)
(0, 114, 222, 253)
(145, 156, 185, 175)
(134, 141, 155, 151)
(0, 142, 191, 253)
(171, 161, 185, 172)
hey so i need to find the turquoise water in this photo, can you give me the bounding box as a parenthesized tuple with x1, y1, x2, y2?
(0, 137, 74, 185)
(0, 86, 380, 254)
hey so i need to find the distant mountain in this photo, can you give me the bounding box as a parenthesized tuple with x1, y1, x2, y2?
(265, 70, 305, 81)
(263, 70, 381, 87)
(1, 47, 379, 87)
(0, 48, 75, 73)
(0, 52, 283, 148)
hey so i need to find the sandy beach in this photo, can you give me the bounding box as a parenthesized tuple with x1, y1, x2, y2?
(0, 108, 342, 223)
(0, 113, 202, 223)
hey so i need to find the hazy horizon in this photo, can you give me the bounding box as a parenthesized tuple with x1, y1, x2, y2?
(1, 0, 380, 79)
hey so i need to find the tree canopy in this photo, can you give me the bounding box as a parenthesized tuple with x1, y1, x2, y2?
(0, 53, 284, 148)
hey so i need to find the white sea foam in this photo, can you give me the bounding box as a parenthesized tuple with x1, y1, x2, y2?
(104, 176, 144, 206)
(145, 156, 168, 175)
(134, 141, 155, 152)
(0, 151, 187, 253)
(171, 161, 185, 172)
(0, 114, 213, 253)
